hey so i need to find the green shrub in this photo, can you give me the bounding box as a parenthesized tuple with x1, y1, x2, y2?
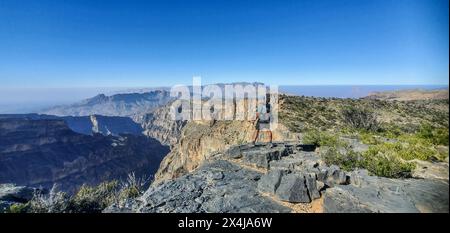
(361, 148, 415, 178)
(67, 181, 119, 213)
(358, 131, 382, 145)
(303, 130, 345, 147)
(321, 147, 360, 171)
(417, 123, 449, 146)
(341, 106, 379, 131)
(321, 142, 416, 178)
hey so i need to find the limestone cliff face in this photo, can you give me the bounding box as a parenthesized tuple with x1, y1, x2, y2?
(151, 98, 300, 184)
(137, 103, 187, 146)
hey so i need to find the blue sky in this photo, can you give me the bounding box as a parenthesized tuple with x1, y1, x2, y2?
(0, 0, 448, 87)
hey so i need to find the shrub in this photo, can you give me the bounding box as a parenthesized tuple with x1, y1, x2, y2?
(358, 131, 382, 145)
(303, 130, 345, 147)
(67, 181, 119, 213)
(321, 142, 416, 178)
(118, 172, 149, 200)
(341, 106, 379, 131)
(28, 184, 69, 213)
(8, 173, 151, 213)
(417, 123, 449, 146)
(361, 148, 415, 178)
(321, 147, 360, 171)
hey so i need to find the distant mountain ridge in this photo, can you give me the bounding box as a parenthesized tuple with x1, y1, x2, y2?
(39, 83, 268, 117)
(40, 90, 173, 117)
(365, 88, 449, 101)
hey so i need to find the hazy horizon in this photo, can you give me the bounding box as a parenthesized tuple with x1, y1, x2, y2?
(0, 84, 447, 114)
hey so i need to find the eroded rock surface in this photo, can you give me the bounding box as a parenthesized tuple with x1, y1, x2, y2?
(323, 170, 449, 213)
(105, 159, 291, 213)
(106, 142, 449, 213)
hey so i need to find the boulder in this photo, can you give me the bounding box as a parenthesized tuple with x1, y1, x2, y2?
(325, 165, 348, 187)
(275, 174, 311, 203)
(225, 146, 243, 159)
(257, 170, 286, 194)
(242, 146, 288, 169)
(305, 174, 321, 200)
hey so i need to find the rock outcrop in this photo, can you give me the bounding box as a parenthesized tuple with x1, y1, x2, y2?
(0, 117, 169, 193)
(106, 142, 449, 213)
(153, 121, 300, 183)
(149, 96, 301, 184)
(0, 184, 39, 212)
(137, 102, 187, 146)
(323, 170, 449, 213)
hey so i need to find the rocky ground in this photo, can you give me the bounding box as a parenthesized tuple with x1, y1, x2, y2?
(105, 142, 449, 213)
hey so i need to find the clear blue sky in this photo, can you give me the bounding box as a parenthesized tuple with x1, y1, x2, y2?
(0, 0, 448, 87)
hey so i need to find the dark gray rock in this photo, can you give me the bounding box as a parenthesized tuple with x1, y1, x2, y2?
(225, 146, 243, 159)
(317, 168, 328, 182)
(275, 174, 311, 203)
(257, 170, 286, 194)
(241, 146, 288, 169)
(109, 142, 449, 213)
(305, 174, 321, 200)
(109, 159, 292, 213)
(325, 165, 348, 187)
(323, 170, 449, 213)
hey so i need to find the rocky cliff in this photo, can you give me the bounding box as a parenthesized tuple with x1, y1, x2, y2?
(136, 102, 187, 146)
(147, 98, 300, 184)
(0, 117, 169, 193)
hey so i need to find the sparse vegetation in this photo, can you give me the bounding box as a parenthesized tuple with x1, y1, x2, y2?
(341, 106, 379, 131)
(321, 147, 360, 172)
(68, 181, 119, 213)
(8, 173, 149, 213)
(360, 149, 415, 178)
(281, 94, 449, 178)
(303, 130, 346, 147)
(320, 142, 416, 178)
(417, 123, 449, 146)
